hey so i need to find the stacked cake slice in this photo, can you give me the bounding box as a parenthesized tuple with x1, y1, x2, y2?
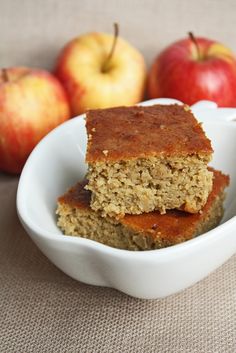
(56, 104, 229, 250)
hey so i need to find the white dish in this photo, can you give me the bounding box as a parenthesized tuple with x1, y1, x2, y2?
(17, 98, 236, 299)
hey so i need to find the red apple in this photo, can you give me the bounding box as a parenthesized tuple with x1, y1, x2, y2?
(148, 33, 236, 106)
(55, 24, 146, 116)
(0, 67, 70, 174)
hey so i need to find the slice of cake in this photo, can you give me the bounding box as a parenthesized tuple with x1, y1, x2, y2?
(85, 104, 213, 218)
(56, 169, 229, 251)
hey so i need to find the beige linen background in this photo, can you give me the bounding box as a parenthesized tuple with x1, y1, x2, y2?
(1, 0, 236, 352)
(1, 0, 236, 69)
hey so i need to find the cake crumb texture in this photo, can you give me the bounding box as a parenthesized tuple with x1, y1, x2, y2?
(56, 169, 229, 250)
(86, 156, 213, 217)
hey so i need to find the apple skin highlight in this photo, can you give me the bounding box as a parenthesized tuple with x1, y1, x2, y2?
(0, 67, 70, 174)
(148, 36, 236, 107)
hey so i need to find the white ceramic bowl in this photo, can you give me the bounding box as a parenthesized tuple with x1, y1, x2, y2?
(17, 99, 236, 299)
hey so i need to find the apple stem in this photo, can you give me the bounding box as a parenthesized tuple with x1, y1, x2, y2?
(2, 68, 9, 82)
(102, 23, 119, 73)
(188, 32, 201, 60)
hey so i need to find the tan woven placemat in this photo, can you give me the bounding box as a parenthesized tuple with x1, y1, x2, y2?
(1, 173, 236, 353)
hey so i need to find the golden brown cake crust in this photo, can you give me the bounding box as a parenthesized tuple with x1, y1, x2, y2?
(58, 169, 229, 244)
(86, 104, 213, 162)
(58, 180, 90, 210)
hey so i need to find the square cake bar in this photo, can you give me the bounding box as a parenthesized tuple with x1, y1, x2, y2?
(56, 169, 229, 250)
(85, 104, 213, 218)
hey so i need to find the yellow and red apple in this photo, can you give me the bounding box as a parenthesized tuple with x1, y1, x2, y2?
(0, 67, 70, 174)
(148, 33, 236, 106)
(55, 26, 146, 116)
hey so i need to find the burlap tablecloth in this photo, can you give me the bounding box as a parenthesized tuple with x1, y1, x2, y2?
(0, 172, 236, 353)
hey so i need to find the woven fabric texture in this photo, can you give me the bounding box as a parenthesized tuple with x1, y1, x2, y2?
(1, 0, 236, 69)
(0, 174, 236, 353)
